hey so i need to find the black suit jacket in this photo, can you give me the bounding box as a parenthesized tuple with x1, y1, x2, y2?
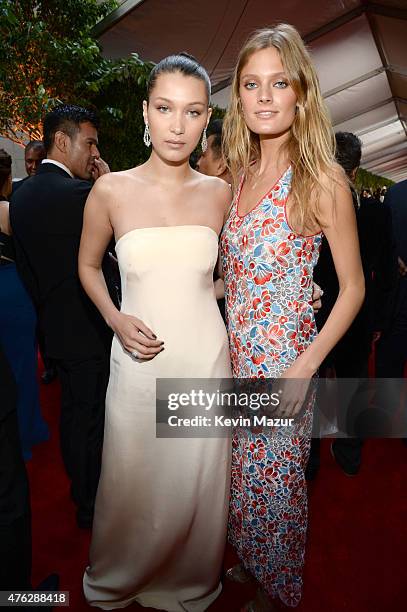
(385, 179, 407, 264)
(11, 176, 29, 194)
(10, 163, 112, 360)
(384, 179, 407, 318)
(358, 196, 398, 332)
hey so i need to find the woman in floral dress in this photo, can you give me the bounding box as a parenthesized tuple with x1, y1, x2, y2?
(220, 25, 365, 611)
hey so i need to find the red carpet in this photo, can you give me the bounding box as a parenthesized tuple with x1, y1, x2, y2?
(27, 366, 407, 612)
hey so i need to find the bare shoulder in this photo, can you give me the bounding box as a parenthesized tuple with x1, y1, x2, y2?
(88, 169, 140, 205)
(194, 172, 232, 208)
(317, 163, 354, 227)
(319, 163, 350, 205)
(92, 169, 132, 192)
(320, 163, 349, 196)
(195, 171, 230, 191)
(90, 172, 116, 196)
(109, 165, 156, 191)
(114, 166, 145, 180)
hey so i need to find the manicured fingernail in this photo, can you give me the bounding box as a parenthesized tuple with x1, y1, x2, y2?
(152, 334, 157, 339)
(161, 347, 165, 351)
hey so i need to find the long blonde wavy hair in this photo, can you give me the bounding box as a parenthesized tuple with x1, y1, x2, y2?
(223, 24, 336, 231)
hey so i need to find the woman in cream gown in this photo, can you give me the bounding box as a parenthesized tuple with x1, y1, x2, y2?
(80, 54, 232, 611)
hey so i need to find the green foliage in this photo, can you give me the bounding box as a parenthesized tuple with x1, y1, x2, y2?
(0, 2, 241, 172)
(0, 0, 221, 169)
(92, 54, 154, 170)
(0, 0, 118, 142)
(356, 167, 394, 191)
(209, 105, 226, 123)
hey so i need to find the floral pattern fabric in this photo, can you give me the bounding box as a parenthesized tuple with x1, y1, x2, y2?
(220, 166, 322, 607)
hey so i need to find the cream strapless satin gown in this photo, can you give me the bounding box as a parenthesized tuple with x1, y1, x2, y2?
(83, 226, 232, 611)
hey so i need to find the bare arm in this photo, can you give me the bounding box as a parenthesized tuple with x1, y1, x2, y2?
(78, 176, 116, 324)
(78, 175, 163, 359)
(0, 201, 11, 234)
(214, 278, 225, 300)
(216, 181, 233, 281)
(285, 168, 365, 379)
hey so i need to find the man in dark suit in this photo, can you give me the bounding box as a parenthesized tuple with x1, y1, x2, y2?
(13, 140, 58, 384)
(376, 179, 407, 378)
(10, 104, 112, 528)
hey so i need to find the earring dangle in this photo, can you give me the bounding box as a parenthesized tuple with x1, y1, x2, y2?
(201, 128, 207, 153)
(143, 124, 151, 147)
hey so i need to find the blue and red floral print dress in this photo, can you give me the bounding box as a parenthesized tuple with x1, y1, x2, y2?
(220, 166, 322, 607)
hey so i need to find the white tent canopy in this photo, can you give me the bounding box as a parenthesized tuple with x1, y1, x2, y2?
(95, 0, 407, 182)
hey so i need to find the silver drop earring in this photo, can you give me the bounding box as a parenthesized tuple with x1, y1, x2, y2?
(143, 124, 151, 147)
(201, 128, 207, 153)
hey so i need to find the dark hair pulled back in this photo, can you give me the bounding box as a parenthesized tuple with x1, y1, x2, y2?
(147, 53, 211, 103)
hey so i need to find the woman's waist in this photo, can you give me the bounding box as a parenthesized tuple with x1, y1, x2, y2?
(120, 309, 228, 343)
(225, 292, 316, 319)
(228, 304, 317, 345)
(111, 327, 231, 379)
(121, 293, 224, 324)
